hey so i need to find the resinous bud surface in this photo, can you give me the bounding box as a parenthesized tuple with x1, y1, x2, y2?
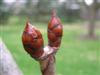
(22, 22, 44, 58)
(48, 10, 63, 48)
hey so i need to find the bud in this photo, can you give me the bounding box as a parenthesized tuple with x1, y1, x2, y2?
(48, 10, 63, 48)
(22, 22, 44, 59)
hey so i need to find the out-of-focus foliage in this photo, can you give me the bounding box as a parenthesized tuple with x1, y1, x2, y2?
(0, 0, 100, 24)
(57, 1, 80, 22)
(34, 0, 58, 22)
(19, 0, 58, 22)
(0, 0, 11, 24)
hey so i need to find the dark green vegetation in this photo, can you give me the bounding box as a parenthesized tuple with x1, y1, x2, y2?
(0, 17, 100, 75)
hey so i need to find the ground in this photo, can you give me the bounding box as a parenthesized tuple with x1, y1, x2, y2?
(0, 17, 100, 75)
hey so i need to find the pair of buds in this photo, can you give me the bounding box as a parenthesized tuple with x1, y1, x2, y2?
(22, 10, 63, 60)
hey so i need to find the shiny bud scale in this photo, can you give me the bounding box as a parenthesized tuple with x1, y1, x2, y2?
(22, 22, 44, 59)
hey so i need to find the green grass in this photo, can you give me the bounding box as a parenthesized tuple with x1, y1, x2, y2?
(0, 17, 100, 75)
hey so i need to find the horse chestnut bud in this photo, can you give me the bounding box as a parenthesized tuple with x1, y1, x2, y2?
(48, 10, 63, 48)
(22, 22, 44, 59)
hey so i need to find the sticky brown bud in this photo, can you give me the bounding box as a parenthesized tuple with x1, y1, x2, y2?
(48, 10, 63, 48)
(22, 22, 44, 59)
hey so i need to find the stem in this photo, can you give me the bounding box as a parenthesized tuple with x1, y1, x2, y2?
(39, 55, 55, 75)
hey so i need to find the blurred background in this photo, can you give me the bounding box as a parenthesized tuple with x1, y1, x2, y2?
(0, 0, 100, 75)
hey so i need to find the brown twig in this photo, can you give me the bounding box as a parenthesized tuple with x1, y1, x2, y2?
(37, 46, 58, 75)
(39, 55, 55, 75)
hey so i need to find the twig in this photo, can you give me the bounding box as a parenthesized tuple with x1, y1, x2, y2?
(22, 10, 63, 75)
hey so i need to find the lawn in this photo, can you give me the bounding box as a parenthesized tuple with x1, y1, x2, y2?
(0, 17, 100, 75)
